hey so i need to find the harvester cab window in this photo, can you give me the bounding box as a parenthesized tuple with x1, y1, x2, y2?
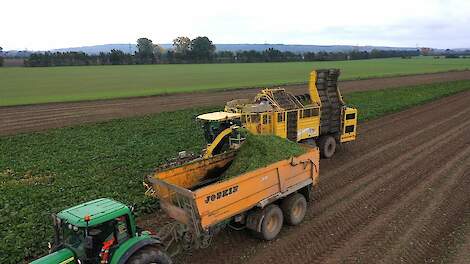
(277, 112, 285, 122)
(262, 114, 271, 124)
(302, 108, 319, 118)
(251, 114, 259, 123)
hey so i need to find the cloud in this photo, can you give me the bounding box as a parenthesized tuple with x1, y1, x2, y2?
(1, 0, 469, 50)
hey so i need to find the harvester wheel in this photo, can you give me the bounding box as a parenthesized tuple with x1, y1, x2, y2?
(319, 135, 336, 158)
(258, 204, 284, 240)
(281, 193, 307, 226)
(127, 245, 172, 264)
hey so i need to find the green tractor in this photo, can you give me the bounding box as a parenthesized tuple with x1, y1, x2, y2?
(31, 198, 171, 264)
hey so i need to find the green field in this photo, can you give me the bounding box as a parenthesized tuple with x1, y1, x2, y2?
(1, 57, 470, 106)
(1, 80, 470, 263)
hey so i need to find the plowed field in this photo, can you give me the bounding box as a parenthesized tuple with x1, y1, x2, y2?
(2, 71, 470, 135)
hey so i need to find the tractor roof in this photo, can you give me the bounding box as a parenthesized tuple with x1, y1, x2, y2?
(57, 198, 130, 227)
(197, 111, 241, 121)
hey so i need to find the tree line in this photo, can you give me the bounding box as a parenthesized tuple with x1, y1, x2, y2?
(0, 47, 3, 66)
(21, 37, 421, 67)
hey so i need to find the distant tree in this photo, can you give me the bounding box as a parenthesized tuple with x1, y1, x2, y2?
(263, 48, 283, 62)
(0, 46, 3, 66)
(98, 52, 109, 65)
(190, 36, 216, 62)
(110, 49, 125, 65)
(215, 51, 235, 63)
(173, 36, 191, 55)
(153, 44, 164, 63)
(136, 37, 155, 64)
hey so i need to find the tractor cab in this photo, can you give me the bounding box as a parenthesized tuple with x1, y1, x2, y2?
(32, 198, 169, 264)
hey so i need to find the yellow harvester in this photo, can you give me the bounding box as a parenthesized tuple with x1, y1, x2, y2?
(198, 69, 358, 158)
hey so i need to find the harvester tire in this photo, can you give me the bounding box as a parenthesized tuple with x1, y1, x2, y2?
(281, 193, 307, 226)
(127, 245, 172, 264)
(319, 135, 336, 159)
(258, 204, 283, 240)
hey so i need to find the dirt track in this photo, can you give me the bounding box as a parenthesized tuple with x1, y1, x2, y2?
(2, 70, 470, 136)
(160, 90, 469, 263)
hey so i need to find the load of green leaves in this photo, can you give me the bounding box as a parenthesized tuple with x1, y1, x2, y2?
(220, 131, 306, 180)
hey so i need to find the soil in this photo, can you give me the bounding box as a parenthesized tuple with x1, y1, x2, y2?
(2, 70, 470, 136)
(140, 91, 470, 264)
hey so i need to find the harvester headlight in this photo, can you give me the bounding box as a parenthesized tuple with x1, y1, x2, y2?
(68, 224, 72, 230)
(73, 226, 78, 231)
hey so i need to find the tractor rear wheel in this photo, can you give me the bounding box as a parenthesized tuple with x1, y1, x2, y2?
(281, 193, 307, 226)
(126, 246, 172, 264)
(319, 135, 336, 158)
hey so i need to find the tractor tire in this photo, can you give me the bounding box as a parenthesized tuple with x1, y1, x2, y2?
(281, 193, 307, 226)
(126, 245, 172, 264)
(319, 135, 336, 159)
(256, 204, 284, 241)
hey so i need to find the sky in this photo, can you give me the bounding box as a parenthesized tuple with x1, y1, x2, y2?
(1, 0, 469, 51)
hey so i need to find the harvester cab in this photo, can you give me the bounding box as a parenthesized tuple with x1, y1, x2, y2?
(31, 198, 171, 264)
(196, 111, 244, 158)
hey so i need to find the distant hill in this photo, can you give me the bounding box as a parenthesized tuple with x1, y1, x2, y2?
(48, 43, 418, 55)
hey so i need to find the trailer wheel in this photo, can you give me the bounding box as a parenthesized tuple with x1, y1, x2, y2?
(281, 193, 307, 226)
(258, 204, 283, 240)
(126, 245, 172, 264)
(319, 135, 336, 158)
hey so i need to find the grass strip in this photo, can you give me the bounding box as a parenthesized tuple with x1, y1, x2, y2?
(1, 57, 470, 106)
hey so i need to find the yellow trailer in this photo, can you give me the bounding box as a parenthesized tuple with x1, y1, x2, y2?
(146, 147, 319, 254)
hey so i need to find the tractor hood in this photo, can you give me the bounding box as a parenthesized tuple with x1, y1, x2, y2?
(30, 248, 75, 264)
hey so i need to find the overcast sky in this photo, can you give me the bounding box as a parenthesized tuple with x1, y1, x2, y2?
(1, 0, 469, 50)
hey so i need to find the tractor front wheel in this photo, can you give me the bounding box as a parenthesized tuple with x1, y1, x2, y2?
(127, 246, 172, 264)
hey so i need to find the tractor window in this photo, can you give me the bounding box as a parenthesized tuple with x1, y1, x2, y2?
(88, 220, 116, 249)
(62, 224, 85, 249)
(115, 215, 131, 243)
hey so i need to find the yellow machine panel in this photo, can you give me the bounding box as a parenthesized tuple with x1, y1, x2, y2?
(216, 69, 358, 158)
(340, 107, 358, 143)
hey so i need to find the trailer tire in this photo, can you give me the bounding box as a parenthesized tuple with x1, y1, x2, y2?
(257, 204, 283, 241)
(281, 193, 307, 226)
(319, 135, 336, 159)
(126, 245, 172, 264)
